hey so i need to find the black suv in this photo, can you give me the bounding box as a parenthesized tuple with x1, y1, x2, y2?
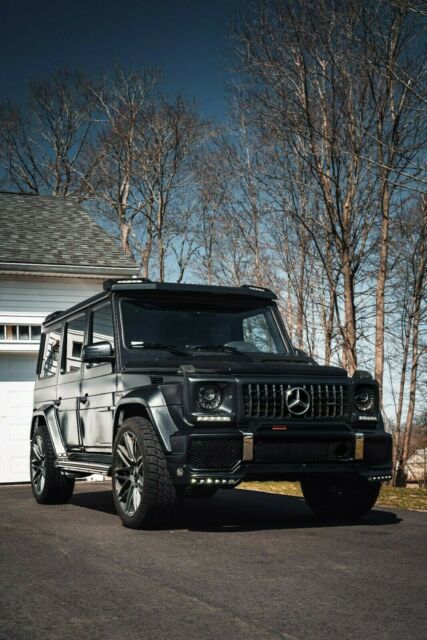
(30, 279, 392, 528)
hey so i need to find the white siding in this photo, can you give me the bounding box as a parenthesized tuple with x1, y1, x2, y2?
(0, 354, 38, 482)
(0, 274, 106, 483)
(0, 276, 104, 319)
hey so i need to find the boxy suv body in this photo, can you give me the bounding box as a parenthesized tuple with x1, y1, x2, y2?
(30, 279, 392, 528)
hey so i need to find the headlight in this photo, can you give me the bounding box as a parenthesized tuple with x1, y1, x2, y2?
(354, 387, 375, 412)
(198, 384, 222, 410)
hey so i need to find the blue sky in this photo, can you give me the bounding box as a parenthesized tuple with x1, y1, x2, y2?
(0, 0, 250, 119)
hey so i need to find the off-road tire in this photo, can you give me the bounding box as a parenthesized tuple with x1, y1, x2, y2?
(30, 424, 75, 504)
(301, 475, 381, 521)
(112, 416, 178, 529)
(186, 486, 219, 498)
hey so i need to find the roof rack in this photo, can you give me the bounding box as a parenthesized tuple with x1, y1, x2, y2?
(103, 277, 152, 291)
(44, 310, 64, 324)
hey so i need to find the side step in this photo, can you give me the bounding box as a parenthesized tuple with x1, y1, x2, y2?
(57, 460, 112, 476)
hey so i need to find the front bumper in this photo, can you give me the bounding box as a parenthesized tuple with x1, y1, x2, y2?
(167, 429, 393, 486)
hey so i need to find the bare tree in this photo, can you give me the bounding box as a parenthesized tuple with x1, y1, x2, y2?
(0, 69, 94, 195)
(234, 0, 385, 373)
(394, 196, 427, 483)
(81, 66, 160, 256)
(359, 2, 427, 398)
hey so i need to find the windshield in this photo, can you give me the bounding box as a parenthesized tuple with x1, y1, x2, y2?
(121, 298, 289, 356)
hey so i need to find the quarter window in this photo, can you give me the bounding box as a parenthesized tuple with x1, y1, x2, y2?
(40, 329, 61, 378)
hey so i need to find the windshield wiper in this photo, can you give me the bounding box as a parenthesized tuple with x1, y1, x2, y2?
(187, 344, 241, 354)
(130, 342, 188, 356)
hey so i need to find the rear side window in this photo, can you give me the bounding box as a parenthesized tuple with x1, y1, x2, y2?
(40, 328, 61, 378)
(64, 315, 86, 373)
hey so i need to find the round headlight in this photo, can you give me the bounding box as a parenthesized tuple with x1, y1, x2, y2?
(354, 387, 375, 412)
(198, 384, 222, 410)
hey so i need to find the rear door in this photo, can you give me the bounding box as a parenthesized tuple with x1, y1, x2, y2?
(80, 302, 116, 451)
(56, 314, 87, 449)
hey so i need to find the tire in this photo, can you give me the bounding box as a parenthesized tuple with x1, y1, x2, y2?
(30, 424, 75, 504)
(112, 416, 178, 529)
(186, 486, 218, 499)
(301, 475, 381, 521)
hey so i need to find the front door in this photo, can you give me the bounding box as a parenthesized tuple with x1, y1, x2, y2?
(80, 302, 116, 451)
(56, 314, 86, 449)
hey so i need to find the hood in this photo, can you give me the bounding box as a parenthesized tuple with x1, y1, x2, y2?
(123, 356, 348, 378)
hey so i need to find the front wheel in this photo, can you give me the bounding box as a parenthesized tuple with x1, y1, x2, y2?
(30, 424, 74, 504)
(112, 417, 179, 529)
(301, 475, 381, 521)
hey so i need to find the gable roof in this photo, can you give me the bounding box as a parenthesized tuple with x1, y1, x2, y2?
(0, 192, 138, 277)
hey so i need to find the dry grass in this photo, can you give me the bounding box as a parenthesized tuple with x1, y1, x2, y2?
(238, 481, 427, 512)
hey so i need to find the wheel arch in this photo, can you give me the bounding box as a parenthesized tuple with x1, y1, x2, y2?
(113, 401, 151, 442)
(113, 394, 178, 453)
(31, 406, 67, 458)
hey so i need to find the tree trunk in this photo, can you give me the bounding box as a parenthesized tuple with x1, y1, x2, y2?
(342, 249, 357, 373)
(120, 221, 132, 256)
(374, 183, 390, 403)
(392, 311, 412, 483)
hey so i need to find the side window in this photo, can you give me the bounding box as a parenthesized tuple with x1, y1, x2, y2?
(65, 315, 86, 373)
(91, 304, 115, 365)
(40, 328, 61, 378)
(242, 313, 278, 353)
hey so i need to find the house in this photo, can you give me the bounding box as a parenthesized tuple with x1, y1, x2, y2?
(0, 192, 138, 483)
(405, 448, 427, 486)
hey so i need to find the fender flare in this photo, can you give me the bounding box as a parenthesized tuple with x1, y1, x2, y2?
(31, 405, 68, 459)
(114, 389, 179, 452)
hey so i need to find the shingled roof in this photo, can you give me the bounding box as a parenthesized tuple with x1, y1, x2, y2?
(0, 192, 138, 277)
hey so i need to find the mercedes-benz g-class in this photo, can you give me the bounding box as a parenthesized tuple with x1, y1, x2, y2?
(30, 279, 392, 528)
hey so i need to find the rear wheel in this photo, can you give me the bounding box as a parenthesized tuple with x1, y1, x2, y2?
(112, 416, 178, 529)
(30, 424, 74, 504)
(301, 475, 381, 521)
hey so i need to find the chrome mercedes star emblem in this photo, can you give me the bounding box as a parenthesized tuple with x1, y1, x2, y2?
(286, 387, 310, 416)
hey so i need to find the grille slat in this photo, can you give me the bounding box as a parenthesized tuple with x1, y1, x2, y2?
(242, 382, 348, 419)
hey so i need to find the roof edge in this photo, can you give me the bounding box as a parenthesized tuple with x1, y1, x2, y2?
(0, 262, 139, 277)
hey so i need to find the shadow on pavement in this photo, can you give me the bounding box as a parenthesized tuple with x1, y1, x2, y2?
(70, 486, 402, 532)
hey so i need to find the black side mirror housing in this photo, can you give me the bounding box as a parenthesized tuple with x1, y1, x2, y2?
(81, 341, 115, 364)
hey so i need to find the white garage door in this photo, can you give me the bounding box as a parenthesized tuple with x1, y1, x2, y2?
(0, 354, 38, 483)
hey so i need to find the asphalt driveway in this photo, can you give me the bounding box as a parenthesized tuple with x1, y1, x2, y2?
(0, 481, 425, 640)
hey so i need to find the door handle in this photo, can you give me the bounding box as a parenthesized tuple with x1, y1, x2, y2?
(80, 394, 89, 405)
(54, 397, 62, 407)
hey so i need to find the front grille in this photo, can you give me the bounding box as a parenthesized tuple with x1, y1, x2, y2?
(189, 438, 241, 470)
(254, 438, 353, 463)
(242, 382, 348, 419)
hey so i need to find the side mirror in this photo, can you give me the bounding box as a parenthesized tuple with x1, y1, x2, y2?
(81, 341, 115, 364)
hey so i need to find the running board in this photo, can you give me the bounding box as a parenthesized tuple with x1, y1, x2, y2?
(57, 460, 112, 476)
